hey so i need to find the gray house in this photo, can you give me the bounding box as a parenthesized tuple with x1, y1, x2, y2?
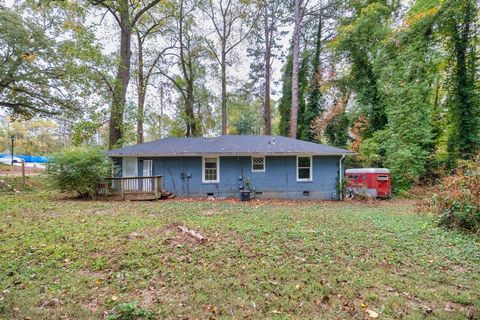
(106, 135, 353, 200)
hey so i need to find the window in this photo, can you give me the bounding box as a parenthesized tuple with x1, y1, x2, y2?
(251, 156, 265, 172)
(377, 175, 389, 181)
(348, 174, 359, 180)
(202, 157, 219, 183)
(297, 156, 312, 182)
(122, 157, 138, 177)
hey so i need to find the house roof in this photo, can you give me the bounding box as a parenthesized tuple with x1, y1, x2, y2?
(106, 135, 354, 157)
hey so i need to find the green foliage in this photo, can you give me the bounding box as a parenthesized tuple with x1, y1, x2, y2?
(0, 5, 104, 119)
(278, 54, 293, 136)
(324, 113, 349, 147)
(434, 154, 480, 233)
(295, 53, 312, 139)
(47, 147, 114, 198)
(358, 131, 386, 168)
(278, 51, 310, 138)
(106, 302, 155, 320)
(71, 120, 103, 146)
(227, 92, 263, 135)
(377, 3, 441, 190)
(333, 1, 394, 138)
(442, 0, 480, 162)
(300, 18, 325, 142)
(0, 117, 64, 155)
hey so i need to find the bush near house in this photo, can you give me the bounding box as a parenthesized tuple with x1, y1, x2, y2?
(47, 147, 113, 199)
(433, 154, 480, 233)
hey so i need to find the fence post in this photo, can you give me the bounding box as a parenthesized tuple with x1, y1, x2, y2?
(21, 160, 26, 185)
(154, 177, 159, 199)
(120, 179, 125, 200)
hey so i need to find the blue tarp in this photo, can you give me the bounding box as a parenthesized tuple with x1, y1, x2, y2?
(0, 154, 49, 163)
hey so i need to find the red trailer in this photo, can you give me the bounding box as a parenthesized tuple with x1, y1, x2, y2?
(345, 168, 391, 198)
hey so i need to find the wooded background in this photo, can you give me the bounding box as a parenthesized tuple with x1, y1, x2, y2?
(0, 0, 478, 190)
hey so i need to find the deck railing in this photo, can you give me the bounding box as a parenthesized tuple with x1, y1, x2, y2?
(98, 176, 163, 200)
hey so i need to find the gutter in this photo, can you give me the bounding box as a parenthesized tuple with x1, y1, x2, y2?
(339, 154, 346, 201)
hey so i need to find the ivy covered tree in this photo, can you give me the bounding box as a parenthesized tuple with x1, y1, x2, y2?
(378, 2, 443, 189)
(333, 0, 394, 138)
(300, 17, 324, 142)
(443, 0, 479, 162)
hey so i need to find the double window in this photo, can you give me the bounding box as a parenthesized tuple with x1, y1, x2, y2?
(251, 156, 265, 172)
(202, 157, 219, 183)
(297, 156, 312, 182)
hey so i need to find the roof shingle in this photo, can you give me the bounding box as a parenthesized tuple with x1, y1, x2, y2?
(106, 135, 354, 157)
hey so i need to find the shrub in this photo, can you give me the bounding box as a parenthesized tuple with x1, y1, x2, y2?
(106, 302, 155, 320)
(432, 154, 480, 233)
(47, 147, 114, 199)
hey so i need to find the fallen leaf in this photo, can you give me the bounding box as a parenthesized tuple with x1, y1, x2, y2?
(360, 302, 368, 308)
(421, 304, 433, 314)
(366, 309, 379, 318)
(445, 303, 455, 312)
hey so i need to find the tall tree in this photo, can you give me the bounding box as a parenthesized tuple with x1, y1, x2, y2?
(333, 0, 394, 139)
(157, 0, 207, 137)
(300, 16, 324, 141)
(202, 0, 256, 135)
(278, 50, 309, 137)
(133, 8, 172, 143)
(444, 0, 479, 161)
(248, 0, 287, 135)
(290, 0, 303, 138)
(278, 53, 293, 136)
(88, 0, 162, 148)
(379, 3, 443, 189)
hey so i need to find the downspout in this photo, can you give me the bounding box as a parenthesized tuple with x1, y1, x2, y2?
(339, 154, 346, 200)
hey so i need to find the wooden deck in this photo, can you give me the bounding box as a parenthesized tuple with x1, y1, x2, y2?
(98, 176, 164, 200)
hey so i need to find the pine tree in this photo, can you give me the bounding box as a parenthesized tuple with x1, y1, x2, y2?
(278, 50, 309, 138)
(278, 54, 293, 136)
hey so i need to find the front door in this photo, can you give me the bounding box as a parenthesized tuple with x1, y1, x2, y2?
(142, 160, 153, 192)
(122, 157, 138, 190)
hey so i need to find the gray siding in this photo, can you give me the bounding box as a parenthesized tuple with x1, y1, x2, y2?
(116, 156, 341, 200)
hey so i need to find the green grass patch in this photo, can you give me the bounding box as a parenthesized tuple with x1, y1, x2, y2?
(0, 189, 479, 319)
(0, 175, 46, 193)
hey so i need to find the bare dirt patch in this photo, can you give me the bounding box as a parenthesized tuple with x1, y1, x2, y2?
(0, 164, 44, 175)
(127, 223, 208, 248)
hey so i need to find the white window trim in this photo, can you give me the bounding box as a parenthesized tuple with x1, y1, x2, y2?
(251, 156, 266, 172)
(202, 156, 220, 183)
(296, 155, 313, 182)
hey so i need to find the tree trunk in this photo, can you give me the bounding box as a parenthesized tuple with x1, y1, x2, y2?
(263, 10, 272, 135)
(221, 49, 227, 135)
(185, 79, 196, 137)
(159, 86, 164, 138)
(289, 0, 302, 139)
(136, 33, 145, 144)
(109, 3, 132, 149)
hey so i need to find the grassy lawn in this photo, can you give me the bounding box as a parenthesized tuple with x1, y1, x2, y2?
(1, 180, 479, 319)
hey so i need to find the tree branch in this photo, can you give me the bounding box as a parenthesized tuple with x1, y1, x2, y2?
(132, 0, 163, 26)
